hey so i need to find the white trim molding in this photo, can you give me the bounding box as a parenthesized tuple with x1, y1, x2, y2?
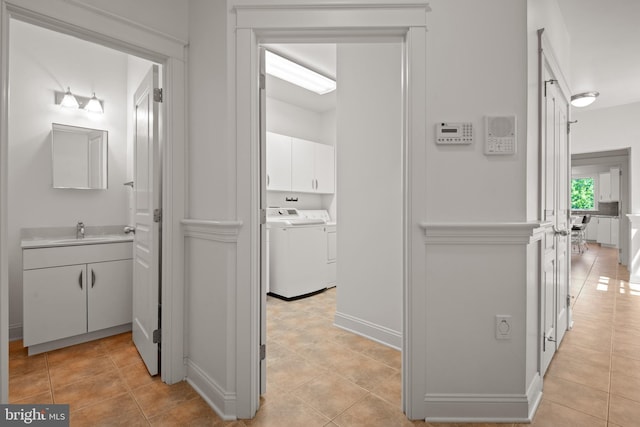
(424, 393, 533, 423)
(231, 1, 430, 420)
(334, 311, 402, 350)
(421, 222, 549, 245)
(186, 360, 237, 421)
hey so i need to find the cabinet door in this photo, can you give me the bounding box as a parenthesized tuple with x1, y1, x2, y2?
(585, 220, 597, 241)
(88, 259, 133, 332)
(314, 143, 335, 194)
(597, 217, 611, 244)
(23, 265, 87, 346)
(610, 167, 620, 202)
(291, 138, 316, 192)
(599, 172, 611, 202)
(266, 132, 292, 191)
(611, 218, 620, 248)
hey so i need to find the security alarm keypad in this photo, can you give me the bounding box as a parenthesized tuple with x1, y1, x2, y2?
(435, 122, 473, 145)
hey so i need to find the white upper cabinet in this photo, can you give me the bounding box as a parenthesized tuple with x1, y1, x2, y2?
(267, 132, 335, 195)
(314, 143, 336, 194)
(266, 132, 292, 192)
(291, 138, 316, 193)
(610, 167, 620, 202)
(599, 167, 620, 203)
(599, 172, 611, 202)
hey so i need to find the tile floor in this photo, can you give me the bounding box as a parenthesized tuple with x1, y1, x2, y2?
(8, 244, 640, 426)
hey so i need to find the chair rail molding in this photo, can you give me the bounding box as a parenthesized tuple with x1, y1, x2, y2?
(420, 222, 550, 245)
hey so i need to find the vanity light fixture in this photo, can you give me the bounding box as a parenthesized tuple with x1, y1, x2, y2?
(54, 89, 104, 114)
(84, 92, 104, 114)
(570, 91, 599, 108)
(59, 87, 79, 109)
(265, 50, 336, 95)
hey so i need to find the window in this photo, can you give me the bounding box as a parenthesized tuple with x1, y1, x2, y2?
(571, 177, 595, 210)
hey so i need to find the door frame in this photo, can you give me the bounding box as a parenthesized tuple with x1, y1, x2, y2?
(0, 0, 187, 402)
(233, 2, 429, 420)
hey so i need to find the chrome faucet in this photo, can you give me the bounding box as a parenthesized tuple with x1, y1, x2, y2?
(76, 221, 85, 239)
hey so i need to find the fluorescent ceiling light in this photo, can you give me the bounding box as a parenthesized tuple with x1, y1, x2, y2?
(571, 91, 599, 108)
(60, 87, 79, 109)
(265, 50, 336, 95)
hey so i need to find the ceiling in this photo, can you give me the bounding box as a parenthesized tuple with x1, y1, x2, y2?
(267, 2, 640, 113)
(557, 0, 640, 110)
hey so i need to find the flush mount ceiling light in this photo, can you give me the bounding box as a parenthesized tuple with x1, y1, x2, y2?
(265, 50, 336, 95)
(59, 87, 79, 109)
(84, 92, 104, 114)
(54, 89, 104, 113)
(571, 91, 599, 108)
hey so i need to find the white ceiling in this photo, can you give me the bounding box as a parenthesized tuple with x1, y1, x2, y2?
(557, 0, 640, 110)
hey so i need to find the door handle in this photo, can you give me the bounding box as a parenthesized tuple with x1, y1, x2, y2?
(79, 270, 83, 290)
(124, 226, 136, 235)
(267, 174, 270, 187)
(553, 226, 569, 236)
(91, 269, 96, 288)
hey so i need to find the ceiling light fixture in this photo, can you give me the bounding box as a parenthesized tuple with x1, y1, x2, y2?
(571, 91, 599, 108)
(84, 92, 104, 114)
(59, 87, 79, 109)
(265, 50, 336, 95)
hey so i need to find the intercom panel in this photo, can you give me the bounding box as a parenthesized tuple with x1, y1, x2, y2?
(435, 122, 473, 145)
(485, 115, 516, 155)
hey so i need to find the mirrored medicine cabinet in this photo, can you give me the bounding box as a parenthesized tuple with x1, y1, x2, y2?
(51, 123, 108, 189)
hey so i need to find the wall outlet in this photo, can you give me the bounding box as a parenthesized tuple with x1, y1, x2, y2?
(495, 315, 512, 340)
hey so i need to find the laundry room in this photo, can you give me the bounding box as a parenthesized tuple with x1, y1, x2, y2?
(263, 42, 403, 351)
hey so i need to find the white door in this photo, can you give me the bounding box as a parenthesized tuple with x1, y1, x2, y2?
(541, 70, 570, 375)
(133, 65, 161, 375)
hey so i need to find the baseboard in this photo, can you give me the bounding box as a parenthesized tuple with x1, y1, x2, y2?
(424, 392, 534, 423)
(9, 323, 22, 341)
(527, 373, 543, 421)
(334, 311, 401, 350)
(26, 324, 131, 355)
(186, 359, 237, 421)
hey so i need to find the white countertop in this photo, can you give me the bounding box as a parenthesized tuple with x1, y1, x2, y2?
(22, 234, 133, 249)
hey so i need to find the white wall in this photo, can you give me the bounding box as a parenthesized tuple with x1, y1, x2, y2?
(426, 0, 528, 223)
(188, 0, 230, 220)
(334, 43, 403, 347)
(7, 20, 132, 338)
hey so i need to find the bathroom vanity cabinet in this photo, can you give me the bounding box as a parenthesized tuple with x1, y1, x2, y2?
(22, 240, 133, 354)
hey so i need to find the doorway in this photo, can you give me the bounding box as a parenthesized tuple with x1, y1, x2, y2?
(0, 2, 187, 403)
(260, 41, 404, 417)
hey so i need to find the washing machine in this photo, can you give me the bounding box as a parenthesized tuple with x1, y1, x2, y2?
(267, 208, 328, 299)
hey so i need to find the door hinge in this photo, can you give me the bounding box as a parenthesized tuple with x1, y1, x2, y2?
(153, 329, 161, 344)
(567, 294, 572, 307)
(154, 88, 163, 103)
(154, 208, 162, 223)
(260, 209, 266, 225)
(259, 74, 266, 90)
(260, 344, 266, 360)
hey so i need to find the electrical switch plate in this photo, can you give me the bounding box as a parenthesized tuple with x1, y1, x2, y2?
(495, 315, 512, 340)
